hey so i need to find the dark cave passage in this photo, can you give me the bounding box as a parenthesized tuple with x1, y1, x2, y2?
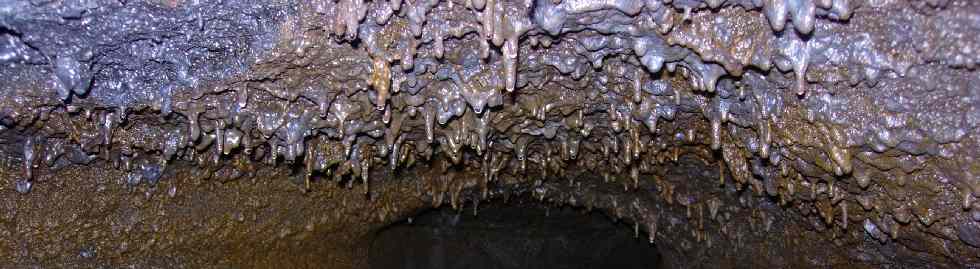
(369, 201, 663, 269)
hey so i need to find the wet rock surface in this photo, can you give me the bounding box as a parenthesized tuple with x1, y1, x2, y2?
(0, 0, 978, 268)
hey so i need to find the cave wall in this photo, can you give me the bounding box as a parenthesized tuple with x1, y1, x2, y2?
(0, 0, 978, 268)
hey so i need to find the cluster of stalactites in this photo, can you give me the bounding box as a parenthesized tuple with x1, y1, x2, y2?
(10, 1, 980, 259)
(316, 0, 853, 115)
(9, 0, 860, 195)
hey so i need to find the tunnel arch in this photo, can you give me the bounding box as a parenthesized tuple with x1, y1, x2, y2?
(0, 0, 978, 268)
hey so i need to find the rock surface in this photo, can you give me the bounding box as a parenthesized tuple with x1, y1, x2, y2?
(0, 0, 978, 267)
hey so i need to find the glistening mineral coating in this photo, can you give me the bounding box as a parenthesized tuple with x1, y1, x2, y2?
(0, 0, 978, 268)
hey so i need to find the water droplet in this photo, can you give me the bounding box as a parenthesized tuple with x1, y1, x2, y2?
(15, 179, 31, 194)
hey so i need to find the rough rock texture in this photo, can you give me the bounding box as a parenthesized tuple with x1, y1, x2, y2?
(0, 0, 978, 268)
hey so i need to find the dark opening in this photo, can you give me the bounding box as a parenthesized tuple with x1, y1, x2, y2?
(370, 200, 663, 269)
